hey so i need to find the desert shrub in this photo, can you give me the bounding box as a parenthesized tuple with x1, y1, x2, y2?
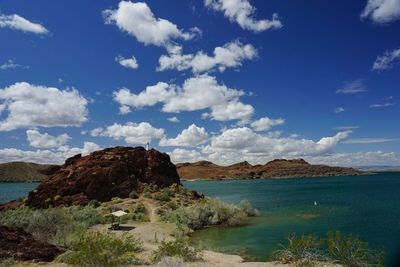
(273, 231, 386, 267)
(0, 206, 105, 246)
(238, 200, 259, 217)
(88, 199, 101, 208)
(153, 190, 171, 203)
(57, 231, 143, 267)
(131, 202, 147, 214)
(142, 183, 158, 194)
(127, 212, 150, 222)
(273, 233, 327, 267)
(326, 231, 385, 267)
(160, 198, 256, 230)
(129, 191, 139, 199)
(164, 201, 179, 210)
(111, 197, 123, 203)
(0, 258, 17, 266)
(153, 237, 198, 262)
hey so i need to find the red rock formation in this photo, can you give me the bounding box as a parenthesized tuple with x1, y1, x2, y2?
(0, 225, 62, 261)
(26, 146, 180, 208)
(176, 158, 364, 180)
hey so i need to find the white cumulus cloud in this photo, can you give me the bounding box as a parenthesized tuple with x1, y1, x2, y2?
(113, 74, 254, 122)
(168, 148, 203, 163)
(0, 82, 89, 131)
(0, 13, 49, 34)
(160, 124, 209, 147)
(251, 116, 284, 131)
(115, 55, 139, 69)
(204, 0, 282, 32)
(103, 1, 199, 49)
(167, 116, 180, 123)
(26, 130, 71, 149)
(157, 40, 258, 73)
(0, 142, 101, 165)
(201, 127, 352, 165)
(91, 122, 165, 145)
(361, 0, 400, 24)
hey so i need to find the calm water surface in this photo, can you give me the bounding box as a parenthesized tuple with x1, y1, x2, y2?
(1, 174, 399, 265)
(0, 182, 39, 203)
(183, 173, 400, 266)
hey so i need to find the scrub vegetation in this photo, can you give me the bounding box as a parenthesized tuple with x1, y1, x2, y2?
(273, 231, 385, 267)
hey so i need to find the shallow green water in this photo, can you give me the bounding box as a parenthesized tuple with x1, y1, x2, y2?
(183, 173, 400, 266)
(0, 182, 39, 203)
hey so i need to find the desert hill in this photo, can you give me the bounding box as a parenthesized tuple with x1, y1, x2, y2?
(176, 158, 364, 180)
(0, 162, 56, 182)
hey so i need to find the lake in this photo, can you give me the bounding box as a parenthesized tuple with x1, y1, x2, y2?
(1, 173, 399, 265)
(0, 182, 39, 203)
(183, 172, 400, 266)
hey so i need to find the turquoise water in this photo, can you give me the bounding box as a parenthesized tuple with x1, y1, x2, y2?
(0, 182, 39, 203)
(1, 174, 399, 265)
(183, 173, 400, 266)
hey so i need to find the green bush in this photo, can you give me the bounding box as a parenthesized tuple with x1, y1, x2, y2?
(129, 191, 139, 199)
(273, 231, 385, 267)
(153, 190, 172, 202)
(126, 212, 150, 222)
(57, 231, 143, 267)
(0, 258, 17, 267)
(111, 197, 123, 203)
(0, 206, 105, 246)
(142, 183, 158, 194)
(273, 233, 327, 267)
(131, 202, 147, 214)
(88, 199, 101, 208)
(326, 231, 385, 267)
(153, 237, 198, 262)
(160, 198, 256, 230)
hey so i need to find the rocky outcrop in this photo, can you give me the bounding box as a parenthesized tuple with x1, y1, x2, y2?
(176, 158, 364, 180)
(25, 146, 180, 208)
(0, 225, 62, 261)
(0, 162, 56, 182)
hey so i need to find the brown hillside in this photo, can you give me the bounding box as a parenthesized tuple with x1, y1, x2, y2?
(176, 158, 364, 180)
(0, 162, 56, 182)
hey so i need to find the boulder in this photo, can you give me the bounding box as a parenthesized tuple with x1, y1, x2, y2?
(26, 146, 180, 208)
(0, 225, 62, 261)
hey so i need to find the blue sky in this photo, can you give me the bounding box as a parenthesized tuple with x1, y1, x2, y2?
(0, 0, 399, 166)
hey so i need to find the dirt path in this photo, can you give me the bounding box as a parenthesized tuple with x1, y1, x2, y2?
(141, 198, 159, 223)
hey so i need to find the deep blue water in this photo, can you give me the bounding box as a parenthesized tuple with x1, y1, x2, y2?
(0, 182, 39, 203)
(183, 173, 400, 266)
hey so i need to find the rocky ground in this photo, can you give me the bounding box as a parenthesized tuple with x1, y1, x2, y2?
(0, 225, 62, 262)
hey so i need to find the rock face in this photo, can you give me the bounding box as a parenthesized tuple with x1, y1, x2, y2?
(0, 162, 56, 182)
(0, 225, 62, 261)
(176, 158, 364, 180)
(26, 147, 180, 208)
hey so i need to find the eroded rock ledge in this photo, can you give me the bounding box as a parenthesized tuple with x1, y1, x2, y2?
(26, 146, 180, 208)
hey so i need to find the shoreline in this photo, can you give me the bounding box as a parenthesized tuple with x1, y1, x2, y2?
(181, 171, 375, 182)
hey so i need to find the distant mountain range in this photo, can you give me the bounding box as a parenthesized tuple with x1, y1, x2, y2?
(356, 165, 400, 171)
(176, 159, 365, 180)
(0, 162, 56, 182)
(0, 158, 370, 183)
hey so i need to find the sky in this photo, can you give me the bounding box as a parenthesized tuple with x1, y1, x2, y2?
(0, 0, 399, 167)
